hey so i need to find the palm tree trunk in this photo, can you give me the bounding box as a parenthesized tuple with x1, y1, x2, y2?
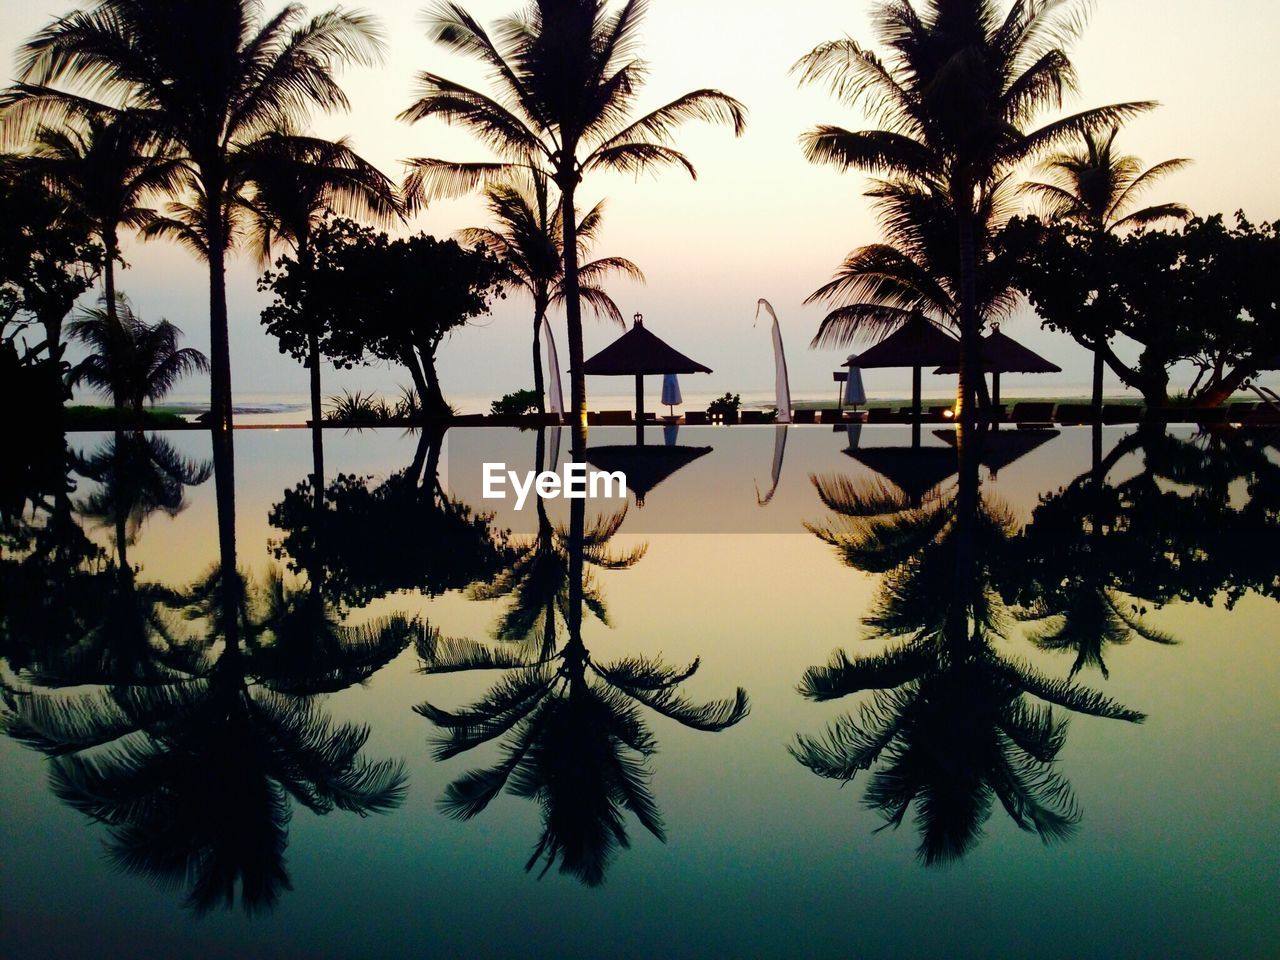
(956, 204, 980, 431)
(204, 194, 233, 433)
(559, 179, 587, 428)
(532, 301, 547, 415)
(104, 229, 119, 325)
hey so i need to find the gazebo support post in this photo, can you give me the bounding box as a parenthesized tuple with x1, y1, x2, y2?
(992, 371, 1001, 412)
(911, 365, 922, 448)
(635, 373, 645, 445)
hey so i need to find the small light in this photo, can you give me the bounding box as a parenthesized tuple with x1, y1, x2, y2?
(943, 408, 955, 420)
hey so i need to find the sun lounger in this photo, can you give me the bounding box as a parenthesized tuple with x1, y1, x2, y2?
(792, 409, 816, 424)
(684, 410, 708, 425)
(1011, 402, 1055, 426)
(741, 409, 767, 424)
(588, 410, 633, 425)
(819, 408, 843, 424)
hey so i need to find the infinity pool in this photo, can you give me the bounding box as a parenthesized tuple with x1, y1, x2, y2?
(2, 424, 1276, 959)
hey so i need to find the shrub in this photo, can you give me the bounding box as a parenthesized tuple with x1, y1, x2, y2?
(491, 388, 540, 416)
(707, 392, 741, 414)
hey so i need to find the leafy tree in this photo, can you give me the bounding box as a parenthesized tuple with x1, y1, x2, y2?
(0, 167, 102, 373)
(460, 171, 642, 412)
(260, 218, 508, 417)
(793, 0, 1149, 422)
(399, 0, 745, 425)
(5, 0, 386, 432)
(244, 131, 399, 446)
(1023, 125, 1190, 410)
(66, 295, 208, 412)
(1000, 213, 1280, 406)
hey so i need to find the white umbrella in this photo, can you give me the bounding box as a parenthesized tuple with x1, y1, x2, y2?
(661, 372, 682, 416)
(843, 365, 867, 407)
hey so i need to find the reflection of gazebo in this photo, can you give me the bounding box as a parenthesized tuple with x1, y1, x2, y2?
(843, 314, 960, 432)
(843, 427, 1060, 502)
(934, 427, 1060, 477)
(585, 443, 713, 506)
(842, 446, 960, 505)
(933, 325, 1061, 406)
(584, 313, 712, 443)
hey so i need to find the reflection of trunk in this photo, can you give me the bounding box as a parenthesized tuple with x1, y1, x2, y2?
(112, 428, 129, 569)
(950, 420, 981, 652)
(532, 299, 547, 415)
(956, 205, 979, 429)
(211, 426, 239, 647)
(566, 423, 587, 645)
(560, 179, 586, 428)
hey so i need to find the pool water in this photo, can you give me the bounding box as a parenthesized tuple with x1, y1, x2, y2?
(1, 423, 1276, 959)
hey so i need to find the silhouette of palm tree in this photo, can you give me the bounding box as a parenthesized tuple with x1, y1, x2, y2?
(1024, 125, 1190, 410)
(7, 0, 386, 433)
(459, 171, 643, 413)
(793, 0, 1151, 422)
(66, 296, 208, 414)
(17, 111, 181, 325)
(240, 130, 399, 468)
(398, 0, 745, 425)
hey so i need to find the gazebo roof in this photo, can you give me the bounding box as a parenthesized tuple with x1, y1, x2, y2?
(584, 315, 712, 376)
(934, 427, 1060, 473)
(843, 314, 960, 369)
(933, 327, 1061, 375)
(585, 443, 713, 504)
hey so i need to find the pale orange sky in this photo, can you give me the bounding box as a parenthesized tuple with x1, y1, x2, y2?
(4, 0, 1278, 407)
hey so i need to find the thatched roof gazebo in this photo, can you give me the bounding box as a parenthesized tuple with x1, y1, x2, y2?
(933, 325, 1061, 405)
(584, 313, 711, 442)
(843, 313, 960, 439)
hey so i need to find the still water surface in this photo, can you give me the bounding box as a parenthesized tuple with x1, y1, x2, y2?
(1, 424, 1276, 959)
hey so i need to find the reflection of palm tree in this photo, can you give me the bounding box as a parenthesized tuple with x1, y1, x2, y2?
(797, 424, 1144, 863)
(2, 429, 411, 913)
(73, 430, 211, 567)
(459, 172, 643, 412)
(420, 485, 746, 886)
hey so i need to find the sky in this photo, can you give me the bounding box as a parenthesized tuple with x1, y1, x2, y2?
(4, 0, 1279, 410)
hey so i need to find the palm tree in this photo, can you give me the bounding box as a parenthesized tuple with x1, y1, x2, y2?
(1023, 126, 1190, 411)
(459, 171, 643, 414)
(6, 0, 386, 433)
(240, 130, 400, 463)
(793, 0, 1152, 424)
(398, 0, 746, 426)
(20, 112, 181, 325)
(66, 295, 208, 413)
(805, 177, 1020, 360)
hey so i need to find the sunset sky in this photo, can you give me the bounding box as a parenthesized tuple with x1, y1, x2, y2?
(4, 0, 1278, 408)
